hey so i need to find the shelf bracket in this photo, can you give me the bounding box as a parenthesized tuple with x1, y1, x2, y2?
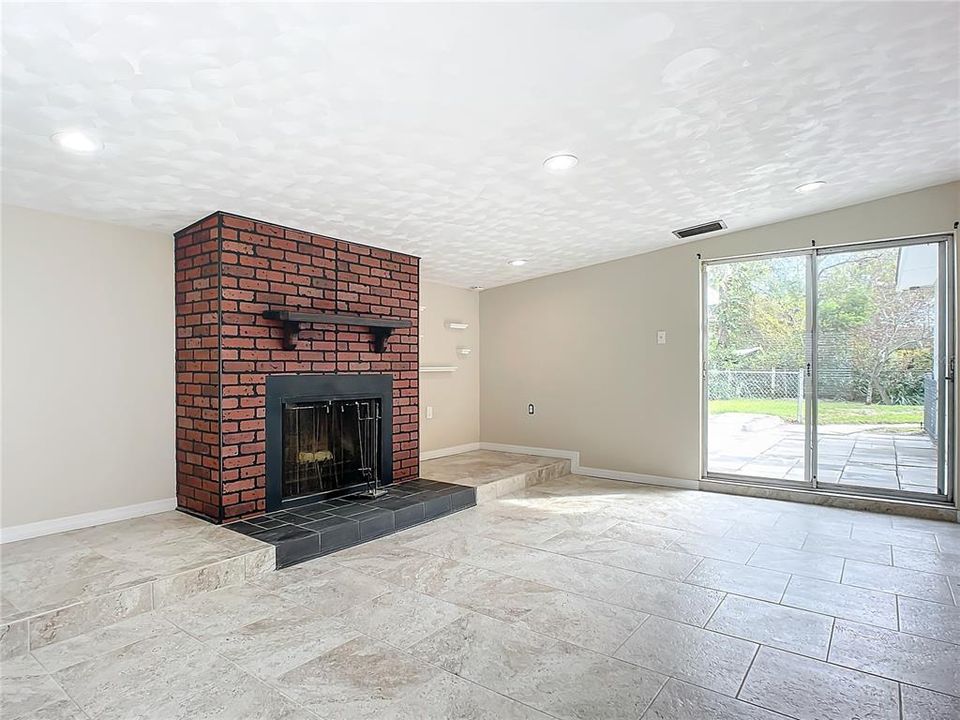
(370, 326, 393, 353)
(281, 320, 301, 351)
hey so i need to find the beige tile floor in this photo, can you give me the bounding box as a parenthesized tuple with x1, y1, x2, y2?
(3, 472, 960, 719)
(0, 512, 272, 630)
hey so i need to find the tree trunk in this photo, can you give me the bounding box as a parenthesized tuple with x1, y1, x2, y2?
(877, 381, 892, 405)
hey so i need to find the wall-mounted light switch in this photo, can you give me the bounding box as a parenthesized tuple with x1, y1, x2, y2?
(426, 406, 434, 419)
(657, 330, 667, 345)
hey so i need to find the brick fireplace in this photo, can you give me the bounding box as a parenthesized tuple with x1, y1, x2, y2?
(174, 212, 419, 523)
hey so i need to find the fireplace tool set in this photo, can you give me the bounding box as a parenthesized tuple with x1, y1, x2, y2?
(349, 400, 385, 498)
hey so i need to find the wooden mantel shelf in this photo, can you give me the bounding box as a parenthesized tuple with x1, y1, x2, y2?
(262, 310, 412, 352)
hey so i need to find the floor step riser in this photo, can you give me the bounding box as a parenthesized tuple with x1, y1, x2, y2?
(0, 547, 274, 661)
(475, 459, 571, 503)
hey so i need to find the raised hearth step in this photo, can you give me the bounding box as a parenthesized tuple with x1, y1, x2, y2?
(225, 479, 476, 568)
(420, 451, 572, 503)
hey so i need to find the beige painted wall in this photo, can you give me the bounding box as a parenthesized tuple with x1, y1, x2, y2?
(1, 206, 176, 527)
(419, 281, 480, 452)
(480, 182, 960, 486)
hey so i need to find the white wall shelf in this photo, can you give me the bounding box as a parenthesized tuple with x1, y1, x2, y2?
(419, 366, 458, 373)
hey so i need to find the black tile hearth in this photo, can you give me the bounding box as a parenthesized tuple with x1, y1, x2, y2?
(225, 479, 476, 568)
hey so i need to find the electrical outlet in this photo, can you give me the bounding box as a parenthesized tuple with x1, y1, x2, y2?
(527, 403, 535, 415)
(657, 330, 667, 345)
(426, 406, 434, 419)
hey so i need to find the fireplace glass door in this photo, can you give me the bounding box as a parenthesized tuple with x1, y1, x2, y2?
(282, 398, 381, 501)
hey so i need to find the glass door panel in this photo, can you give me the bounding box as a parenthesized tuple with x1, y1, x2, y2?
(815, 240, 947, 497)
(705, 254, 809, 482)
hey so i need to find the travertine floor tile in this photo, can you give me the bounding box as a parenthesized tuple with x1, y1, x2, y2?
(780, 575, 898, 630)
(897, 595, 960, 645)
(516, 590, 648, 655)
(615, 571, 724, 626)
(801, 533, 893, 564)
(828, 620, 960, 697)
(337, 587, 465, 648)
(641, 678, 788, 720)
(615, 615, 758, 697)
(203, 606, 360, 679)
(602, 520, 685, 549)
(435, 571, 556, 623)
(410, 612, 666, 720)
(160, 583, 295, 639)
(386, 670, 554, 719)
(707, 594, 834, 659)
(892, 546, 960, 576)
(900, 684, 960, 720)
(0, 654, 69, 720)
(842, 560, 954, 604)
(747, 544, 844, 582)
(275, 566, 393, 616)
(31, 611, 174, 673)
(173, 678, 316, 720)
(685, 558, 790, 602)
(537, 531, 701, 580)
(851, 526, 939, 552)
(668, 531, 759, 563)
(724, 521, 807, 549)
(275, 634, 441, 719)
(739, 646, 900, 720)
(54, 632, 243, 720)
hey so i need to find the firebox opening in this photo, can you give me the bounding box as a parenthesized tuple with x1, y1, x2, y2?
(281, 398, 381, 501)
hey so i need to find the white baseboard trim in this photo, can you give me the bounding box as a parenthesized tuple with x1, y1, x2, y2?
(0, 497, 178, 544)
(478, 442, 699, 491)
(577, 465, 700, 491)
(478, 442, 580, 464)
(420, 442, 481, 461)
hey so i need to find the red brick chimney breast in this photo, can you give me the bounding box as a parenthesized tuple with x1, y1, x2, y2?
(174, 212, 419, 522)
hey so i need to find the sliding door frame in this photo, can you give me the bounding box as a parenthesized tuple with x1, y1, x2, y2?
(806, 251, 818, 491)
(701, 232, 955, 505)
(701, 248, 814, 491)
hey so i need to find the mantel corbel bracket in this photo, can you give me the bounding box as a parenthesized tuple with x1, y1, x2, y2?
(370, 326, 393, 354)
(262, 310, 411, 354)
(281, 320, 301, 351)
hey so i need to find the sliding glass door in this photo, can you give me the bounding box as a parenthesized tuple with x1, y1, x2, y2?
(703, 234, 954, 502)
(814, 238, 953, 498)
(704, 253, 811, 483)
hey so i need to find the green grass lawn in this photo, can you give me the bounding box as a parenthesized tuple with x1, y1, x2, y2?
(709, 398, 923, 425)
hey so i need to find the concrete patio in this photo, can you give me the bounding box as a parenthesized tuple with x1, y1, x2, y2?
(708, 414, 939, 494)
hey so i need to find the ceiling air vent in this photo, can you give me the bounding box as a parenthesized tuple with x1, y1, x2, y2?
(672, 219, 726, 239)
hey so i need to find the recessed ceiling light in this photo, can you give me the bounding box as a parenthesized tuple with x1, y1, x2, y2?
(470, 285, 484, 291)
(794, 180, 826, 194)
(51, 130, 102, 153)
(507, 259, 527, 267)
(543, 153, 578, 171)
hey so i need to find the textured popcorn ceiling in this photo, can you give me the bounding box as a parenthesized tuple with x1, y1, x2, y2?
(2, 3, 958, 288)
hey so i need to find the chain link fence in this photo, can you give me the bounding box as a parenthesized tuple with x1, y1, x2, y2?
(708, 369, 804, 421)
